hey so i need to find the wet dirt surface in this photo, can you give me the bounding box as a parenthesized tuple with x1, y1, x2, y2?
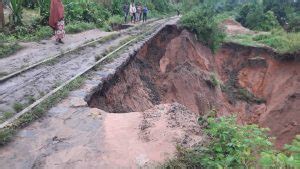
(0, 35, 129, 114)
(101, 103, 202, 168)
(0, 30, 112, 76)
(0, 18, 183, 169)
(0, 19, 166, 116)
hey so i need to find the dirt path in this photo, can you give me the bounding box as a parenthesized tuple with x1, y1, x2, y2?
(0, 18, 188, 169)
(0, 19, 166, 116)
(0, 30, 112, 76)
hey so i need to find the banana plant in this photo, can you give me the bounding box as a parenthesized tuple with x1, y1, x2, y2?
(37, 0, 50, 25)
(10, 0, 24, 26)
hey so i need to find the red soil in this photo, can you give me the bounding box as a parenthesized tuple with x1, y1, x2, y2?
(89, 25, 300, 148)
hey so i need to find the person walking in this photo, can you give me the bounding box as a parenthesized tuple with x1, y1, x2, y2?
(123, 2, 129, 23)
(142, 6, 148, 23)
(49, 0, 65, 44)
(137, 3, 142, 22)
(129, 2, 136, 24)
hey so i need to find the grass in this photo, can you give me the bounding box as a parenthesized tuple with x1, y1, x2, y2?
(0, 112, 14, 123)
(13, 102, 25, 112)
(226, 29, 300, 54)
(0, 43, 22, 59)
(208, 73, 221, 88)
(65, 22, 97, 34)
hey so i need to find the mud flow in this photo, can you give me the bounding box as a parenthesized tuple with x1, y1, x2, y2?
(88, 25, 300, 148)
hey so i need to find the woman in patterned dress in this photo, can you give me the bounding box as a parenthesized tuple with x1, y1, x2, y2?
(49, 0, 65, 44)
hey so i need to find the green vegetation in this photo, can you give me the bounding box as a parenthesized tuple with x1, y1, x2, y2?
(65, 22, 96, 34)
(226, 30, 300, 54)
(107, 15, 123, 30)
(209, 73, 221, 88)
(165, 115, 300, 168)
(0, 112, 13, 123)
(0, 42, 22, 59)
(13, 102, 24, 112)
(237, 3, 280, 31)
(180, 7, 226, 53)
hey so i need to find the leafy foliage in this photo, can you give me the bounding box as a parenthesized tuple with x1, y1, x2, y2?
(165, 115, 300, 168)
(166, 116, 273, 168)
(237, 3, 280, 31)
(63, 0, 110, 27)
(37, 0, 50, 25)
(10, 0, 25, 26)
(237, 0, 300, 32)
(180, 7, 225, 53)
(260, 135, 300, 168)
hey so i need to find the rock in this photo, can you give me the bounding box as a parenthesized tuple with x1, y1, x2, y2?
(88, 108, 103, 119)
(247, 57, 267, 67)
(70, 97, 87, 107)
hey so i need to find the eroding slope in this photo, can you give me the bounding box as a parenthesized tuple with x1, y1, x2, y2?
(89, 25, 300, 148)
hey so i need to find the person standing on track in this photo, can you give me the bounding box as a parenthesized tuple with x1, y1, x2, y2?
(123, 2, 129, 23)
(130, 1, 136, 24)
(137, 2, 142, 22)
(49, 0, 65, 44)
(142, 5, 148, 23)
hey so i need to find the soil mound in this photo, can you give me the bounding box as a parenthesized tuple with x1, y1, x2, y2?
(102, 103, 203, 168)
(222, 19, 254, 35)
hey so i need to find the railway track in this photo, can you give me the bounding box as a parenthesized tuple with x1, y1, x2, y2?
(0, 18, 169, 120)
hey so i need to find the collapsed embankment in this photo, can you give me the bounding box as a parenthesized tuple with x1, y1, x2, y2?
(88, 25, 300, 148)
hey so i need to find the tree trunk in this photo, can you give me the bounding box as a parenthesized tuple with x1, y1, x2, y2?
(0, 1, 4, 29)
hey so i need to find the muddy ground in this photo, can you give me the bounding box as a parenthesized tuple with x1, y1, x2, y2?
(0, 17, 298, 168)
(0, 30, 112, 76)
(0, 18, 187, 169)
(0, 19, 165, 116)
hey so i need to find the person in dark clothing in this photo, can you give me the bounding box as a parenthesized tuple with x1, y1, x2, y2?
(123, 2, 129, 23)
(142, 6, 148, 22)
(177, 9, 180, 16)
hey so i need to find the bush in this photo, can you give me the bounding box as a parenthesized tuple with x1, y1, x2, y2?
(238, 4, 280, 31)
(13, 26, 52, 41)
(260, 135, 300, 168)
(64, 1, 110, 26)
(287, 11, 300, 32)
(180, 7, 225, 53)
(166, 116, 273, 168)
(107, 15, 123, 26)
(165, 115, 300, 168)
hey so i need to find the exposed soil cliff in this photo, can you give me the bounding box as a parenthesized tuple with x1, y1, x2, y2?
(89, 25, 300, 148)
